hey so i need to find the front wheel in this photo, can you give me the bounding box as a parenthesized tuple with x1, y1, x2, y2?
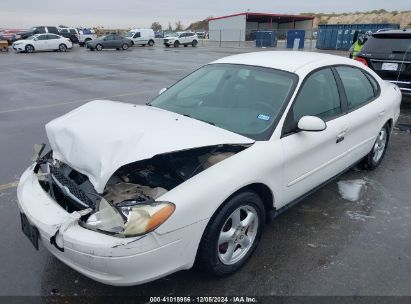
(197, 190, 264, 276)
(122, 43, 129, 50)
(361, 124, 390, 170)
(192, 40, 198, 47)
(59, 44, 67, 52)
(174, 41, 180, 48)
(148, 40, 154, 46)
(25, 44, 35, 53)
(96, 44, 103, 51)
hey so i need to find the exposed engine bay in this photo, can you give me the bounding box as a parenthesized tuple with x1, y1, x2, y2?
(34, 144, 250, 236)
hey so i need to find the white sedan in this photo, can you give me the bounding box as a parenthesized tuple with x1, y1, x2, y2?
(17, 51, 401, 286)
(12, 33, 72, 53)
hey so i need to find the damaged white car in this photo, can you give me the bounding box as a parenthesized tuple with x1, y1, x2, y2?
(17, 51, 401, 286)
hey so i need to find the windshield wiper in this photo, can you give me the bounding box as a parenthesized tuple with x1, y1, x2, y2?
(182, 113, 215, 126)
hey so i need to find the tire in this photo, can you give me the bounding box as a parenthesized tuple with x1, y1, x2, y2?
(361, 124, 390, 170)
(184, 44, 188, 47)
(130, 41, 134, 46)
(192, 40, 198, 47)
(25, 44, 35, 53)
(96, 44, 103, 51)
(165, 44, 170, 48)
(58, 44, 67, 52)
(174, 41, 180, 48)
(141, 44, 146, 47)
(122, 43, 129, 50)
(148, 40, 154, 46)
(197, 190, 265, 276)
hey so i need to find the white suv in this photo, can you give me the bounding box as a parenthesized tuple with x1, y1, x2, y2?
(163, 32, 198, 48)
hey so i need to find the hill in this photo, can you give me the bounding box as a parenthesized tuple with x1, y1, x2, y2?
(303, 10, 411, 28)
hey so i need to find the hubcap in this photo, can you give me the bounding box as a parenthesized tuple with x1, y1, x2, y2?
(218, 205, 258, 265)
(372, 128, 387, 163)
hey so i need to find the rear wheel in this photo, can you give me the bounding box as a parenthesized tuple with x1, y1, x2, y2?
(25, 44, 35, 53)
(174, 41, 180, 48)
(96, 44, 103, 51)
(148, 40, 154, 46)
(122, 43, 129, 50)
(361, 124, 390, 170)
(59, 44, 67, 52)
(197, 190, 264, 276)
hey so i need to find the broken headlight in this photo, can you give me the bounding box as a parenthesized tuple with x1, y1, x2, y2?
(84, 199, 175, 237)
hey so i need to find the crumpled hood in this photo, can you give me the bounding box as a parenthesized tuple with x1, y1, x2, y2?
(46, 100, 253, 193)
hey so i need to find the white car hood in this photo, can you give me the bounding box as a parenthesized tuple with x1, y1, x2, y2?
(45, 100, 253, 193)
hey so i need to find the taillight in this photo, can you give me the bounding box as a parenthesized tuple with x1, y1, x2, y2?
(355, 57, 368, 66)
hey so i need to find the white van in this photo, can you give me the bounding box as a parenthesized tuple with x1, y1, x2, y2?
(125, 29, 155, 46)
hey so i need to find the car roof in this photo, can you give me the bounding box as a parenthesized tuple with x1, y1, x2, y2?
(211, 51, 357, 73)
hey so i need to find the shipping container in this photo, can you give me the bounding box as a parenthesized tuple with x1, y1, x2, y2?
(316, 23, 400, 50)
(255, 31, 278, 47)
(287, 30, 305, 49)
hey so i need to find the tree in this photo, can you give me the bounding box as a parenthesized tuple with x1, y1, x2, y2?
(167, 22, 173, 31)
(174, 20, 184, 31)
(151, 22, 162, 32)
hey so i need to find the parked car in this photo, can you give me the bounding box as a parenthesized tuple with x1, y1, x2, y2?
(125, 28, 155, 46)
(86, 33, 132, 51)
(154, 31, 164, 38)
(58, 27, 79, 43)
(13, 26, 59, 42)
(77, 28, 97, 46)
(354, 29, 411, 96)
(163, 32, 198, 47)
(0, 29, 26, 45)
(12, 34, 72, 53)
(17, 52, 400, 286)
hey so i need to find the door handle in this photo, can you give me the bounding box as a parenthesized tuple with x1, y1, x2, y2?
(379, 110, 385, 116)
(336, 133, 345, 143)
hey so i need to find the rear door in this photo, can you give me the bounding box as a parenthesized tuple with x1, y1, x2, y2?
(334, 66, 384, 166)
(47, 34, 61, 50)
(281, 67, 349, 205)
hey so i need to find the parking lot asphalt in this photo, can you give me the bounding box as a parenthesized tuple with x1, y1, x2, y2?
(0, 44, 410, 297)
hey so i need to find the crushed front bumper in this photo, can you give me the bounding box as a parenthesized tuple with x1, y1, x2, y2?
(16, 165, 207, 286)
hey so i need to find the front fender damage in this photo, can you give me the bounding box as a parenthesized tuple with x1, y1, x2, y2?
(34, 143, 251, 244)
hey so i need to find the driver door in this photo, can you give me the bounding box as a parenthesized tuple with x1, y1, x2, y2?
(34, 34, 49, 50)
(280, 67, 349, 206)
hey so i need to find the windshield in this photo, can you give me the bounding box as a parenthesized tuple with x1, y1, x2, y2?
(166, 32, 178, 37)
(125, 32, 134, 37)
(151, 64, 297, 140)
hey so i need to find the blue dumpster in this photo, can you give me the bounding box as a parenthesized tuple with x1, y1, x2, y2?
(255, 31, 278, 47)
(286, 30, 305, 49)
(316, 23, 400, 50)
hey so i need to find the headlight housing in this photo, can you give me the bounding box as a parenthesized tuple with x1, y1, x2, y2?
(83, 198, 175, 237)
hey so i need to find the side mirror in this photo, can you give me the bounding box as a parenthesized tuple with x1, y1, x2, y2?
(297, 116, 326, 132)
(33, 37, 38, 41)
(159, 88, 167, 95)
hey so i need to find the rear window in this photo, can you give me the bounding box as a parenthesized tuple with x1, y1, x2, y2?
(362, 34, 411, 53)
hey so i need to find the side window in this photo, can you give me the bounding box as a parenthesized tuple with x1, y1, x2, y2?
(133, 32, 141, 38)
(69, 29, 77, 34)
(364, 72, 379, 95)
(291, 68, 341, 123)
(336, 66, 375, 109)
(37, 35, 48, 40)
(47, 27, 58, 34)
(60, 29, 68, 33)
(37, 27, 46, 34)
(49, 34, 59, 39)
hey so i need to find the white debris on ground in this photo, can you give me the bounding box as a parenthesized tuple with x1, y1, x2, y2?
(337, 179, 367, 202)
(345, 211, 376, 222)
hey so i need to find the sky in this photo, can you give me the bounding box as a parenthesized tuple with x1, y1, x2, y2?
(0, 0, 410, 29)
